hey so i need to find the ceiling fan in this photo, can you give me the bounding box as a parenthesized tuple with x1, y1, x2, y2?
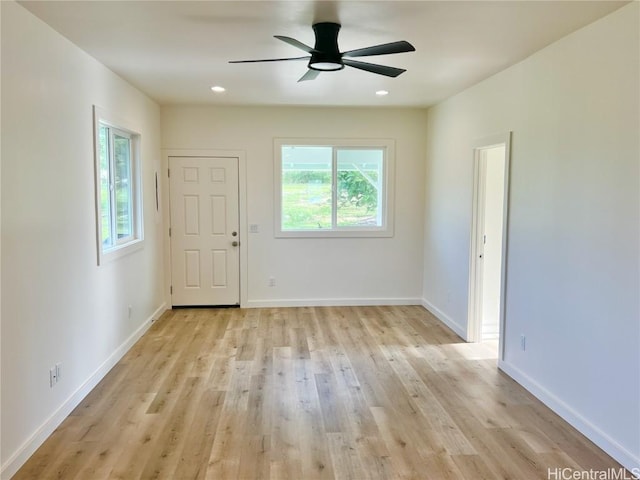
(229, 22, 415, 82)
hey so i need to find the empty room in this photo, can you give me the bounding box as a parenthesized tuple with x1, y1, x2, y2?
(1, 1, 638, 479)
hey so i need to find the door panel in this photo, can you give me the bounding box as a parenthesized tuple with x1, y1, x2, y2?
(184, 196, 200, 234)
(184, 250, 200, 287)
(170, 157, 240, 306)
(211, 196, 227, 234)
(212, 250, 227, 287)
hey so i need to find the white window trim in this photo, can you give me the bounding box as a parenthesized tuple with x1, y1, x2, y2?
(274, 138, 395, 238)
(93, 106, 144, 265)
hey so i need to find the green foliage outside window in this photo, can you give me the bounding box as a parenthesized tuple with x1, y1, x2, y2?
(99, 125, 112, 247)
(114, 135, 132, 239)
(99, 123, 134, 247)
(337, 170, 378, 212)
(281, 147, 382, 230)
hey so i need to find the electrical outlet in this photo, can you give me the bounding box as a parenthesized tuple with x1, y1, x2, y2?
(520, 335, 526, 351)
(249, 224, 259, 233)
(268, 277, 276, 287)
(128, 305, 132, 319)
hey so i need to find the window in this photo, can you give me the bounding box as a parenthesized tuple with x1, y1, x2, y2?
(94, 106, 143, 264)
(275, 139, 394, 237)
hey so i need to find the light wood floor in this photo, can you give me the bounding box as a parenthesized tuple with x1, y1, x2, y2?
(14, 306, 624, 479)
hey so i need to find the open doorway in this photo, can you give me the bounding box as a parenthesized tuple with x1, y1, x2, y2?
(468, 133, 511, 358)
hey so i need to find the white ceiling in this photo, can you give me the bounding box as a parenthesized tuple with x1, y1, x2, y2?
(18, 1, 627, 107)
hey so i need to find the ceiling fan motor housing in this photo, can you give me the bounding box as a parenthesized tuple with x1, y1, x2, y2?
(309, 22, 344, 71)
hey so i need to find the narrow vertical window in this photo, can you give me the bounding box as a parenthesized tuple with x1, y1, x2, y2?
(94, 107, 143, 264)
(113, 132, 133, 241)
(98, 124, 113, 248)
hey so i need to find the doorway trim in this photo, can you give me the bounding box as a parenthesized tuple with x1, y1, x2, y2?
(467, 133, 511, 359)
(162, 149, 248, 307)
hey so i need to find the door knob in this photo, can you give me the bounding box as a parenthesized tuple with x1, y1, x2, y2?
(232, 241, 239, 247)
(232, 231, 238, 237)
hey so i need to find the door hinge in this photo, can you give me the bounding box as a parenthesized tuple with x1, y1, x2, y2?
(170, 285, 173, 294)
(168, 169, 170, 178)
(169, 227, 171, 237)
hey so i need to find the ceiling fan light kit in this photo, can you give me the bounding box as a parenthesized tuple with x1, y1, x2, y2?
(230, 22, 415, 82)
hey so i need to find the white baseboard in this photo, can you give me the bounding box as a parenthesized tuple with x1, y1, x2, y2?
(420, 298, 468, 340)
(1, 303, 168, 480)
(244, 297, 422, 308)
(499, 359, 640, 475)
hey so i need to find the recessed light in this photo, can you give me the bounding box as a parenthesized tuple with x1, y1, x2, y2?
(211, 85, 226, 93)
(375, 90, 389, 96)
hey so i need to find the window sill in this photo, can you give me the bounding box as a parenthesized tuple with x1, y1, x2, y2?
(98, 238, 144, 265)
(275, 228, 393, 238)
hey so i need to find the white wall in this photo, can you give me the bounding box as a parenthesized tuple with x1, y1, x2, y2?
(162, 106, 427, 306)
(0, 2, 166, 477)
(423, 3, 639, 471)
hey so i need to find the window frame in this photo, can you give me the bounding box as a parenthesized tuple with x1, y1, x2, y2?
(274, 138, 395, 238)
(93, 106, 144, 265)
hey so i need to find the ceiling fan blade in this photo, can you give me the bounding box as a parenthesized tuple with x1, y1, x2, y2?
(275, 35, 317, 53)
(342, 59, 407, 77)
(298, 69, 320, 82)
(342, 40, 415, 58)
(229, 56, 310, 64)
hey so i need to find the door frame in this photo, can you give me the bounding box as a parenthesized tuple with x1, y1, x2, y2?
(162, 149, 248, 307)
(467, 133, 511, 359)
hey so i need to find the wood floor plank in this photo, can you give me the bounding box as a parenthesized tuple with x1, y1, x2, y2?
(326, 433, 365, 480)
(140, 377, 203, 479)
(12, 306, 628, 480)
(236, 327, 258, 361)
(68, 363, 129, 417)
(237, 434, 271, 480)
(450, 454, 497, 480)
(40, 441, 94, 480)
(369, 406, 430, 478)
(246, 373, 271, 434)
(77, 393, 156, 480)
(507, 403, 622, 471)
(203, 411, 245, 479)
(353, 436, 394, 480)
(268, 346, 303, 480)
(293, 361, 335, 480)
(290, 327, 312, 360)
(380, 344, 476, 455)
(106, 405, 177, 479)
(315, 373, 350, 433)
(172, 389, 226, 480)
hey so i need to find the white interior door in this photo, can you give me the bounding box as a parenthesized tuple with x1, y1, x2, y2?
(169, 156, 240, 306)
